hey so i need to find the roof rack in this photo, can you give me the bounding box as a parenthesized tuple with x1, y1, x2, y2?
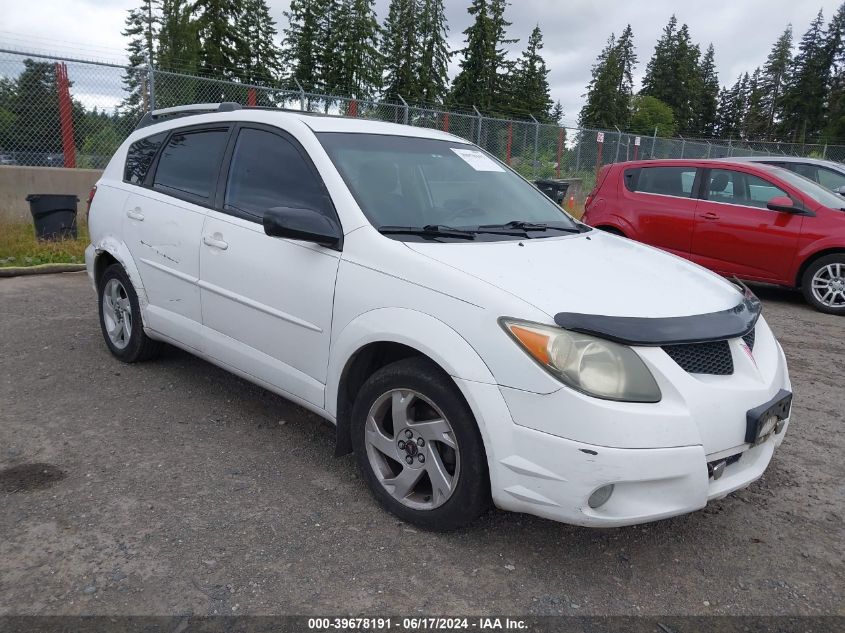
(135, 102, 242, 130)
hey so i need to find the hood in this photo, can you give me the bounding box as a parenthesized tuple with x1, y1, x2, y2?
(405, 231, 742, 319)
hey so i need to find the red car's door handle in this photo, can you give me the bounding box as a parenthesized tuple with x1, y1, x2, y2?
(702, 211, 720, 220)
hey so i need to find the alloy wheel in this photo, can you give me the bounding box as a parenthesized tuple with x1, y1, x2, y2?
(102, 278, 132, 349)
(811, 263, 845, 308)
(364, 388, 461, 510)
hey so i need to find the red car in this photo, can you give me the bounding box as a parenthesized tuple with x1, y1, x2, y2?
(581, 159, 845, 314)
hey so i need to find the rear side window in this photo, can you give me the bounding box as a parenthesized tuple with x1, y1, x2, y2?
(124, 132, 166, 185)
(153, 129, 229, 201)
(631, 167, 697, 198)
(223, 127, 332, 222)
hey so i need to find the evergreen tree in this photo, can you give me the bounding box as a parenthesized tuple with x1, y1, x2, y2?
(550, 100, 564, 124)
(450, 0, 497, 110)
(450, 0, 516, 114)
(744, 68, 767, 139)
(157, 0, 199, 72)
(417, 0, 450, 104)
(579, 34, 620, 129)
(640, 15, 678, 107)
(759, 26, 793, 137)
(283, 0, 326, 93)
(332, 0, 383, 99)
(823, 3, 845, 140)
(237, 0, 283, 86)
(121, 0, 159, 116)
(673, 24, 701, 134)
(194, 0, 245, 78)
(614, 24, 637, 119)
(779, 10, 830, 141)
(717, 73, 750, 138)
(381, 0, 419, 102)
(489, 0, 518, 113)
(156, 0, 200, 106)
(578, 26, 636, 129)
(694, 43, 719, 136)
(511, 25, 553, 119)
(316, 0, 348, 97)
(640, 16, 702, 134)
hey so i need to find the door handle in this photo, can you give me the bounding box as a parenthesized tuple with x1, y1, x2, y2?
(203, 235, 229, 251)
(702, 211, 720, 220)
(126, 207, 144, 221)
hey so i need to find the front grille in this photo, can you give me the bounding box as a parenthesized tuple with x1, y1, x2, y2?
(663, 340, 734, 375)
(742, 327, 756, 350)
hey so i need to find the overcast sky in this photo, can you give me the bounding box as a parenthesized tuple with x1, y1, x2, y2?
(1, 0, 841, 123)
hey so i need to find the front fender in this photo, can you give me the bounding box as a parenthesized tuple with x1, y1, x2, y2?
(326, 307, 496, 419)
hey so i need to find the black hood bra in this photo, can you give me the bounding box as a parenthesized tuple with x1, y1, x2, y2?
(554, 282, 761, 346)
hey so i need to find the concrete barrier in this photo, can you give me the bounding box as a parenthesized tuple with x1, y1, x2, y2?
(0, 165, 103, 224)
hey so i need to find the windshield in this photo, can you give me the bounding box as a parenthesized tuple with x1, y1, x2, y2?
(317, 132, 580, 240)
(771, 166, 845, 209)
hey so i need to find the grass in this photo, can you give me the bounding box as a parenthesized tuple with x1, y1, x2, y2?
(0, 220, 89, 268)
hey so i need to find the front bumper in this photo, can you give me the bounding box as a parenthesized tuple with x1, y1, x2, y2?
(452, 332, 791, 527)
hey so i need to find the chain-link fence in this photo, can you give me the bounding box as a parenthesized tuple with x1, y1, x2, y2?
(3, 47, 845, 194)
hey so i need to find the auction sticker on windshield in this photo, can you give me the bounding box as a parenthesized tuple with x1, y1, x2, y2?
(450, 147, 505, 172)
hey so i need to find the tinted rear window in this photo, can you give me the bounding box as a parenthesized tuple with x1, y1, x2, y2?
(153, 129, 229, 200)
(124, 132, 166, 185)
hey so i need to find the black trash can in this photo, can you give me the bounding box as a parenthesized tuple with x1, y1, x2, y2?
(26, 194, 79, 240)
(534, 179, 570, 205)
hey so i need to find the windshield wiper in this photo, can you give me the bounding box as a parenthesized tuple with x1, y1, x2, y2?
(477, 220, 586, 234)
(378, 224, 476, 239)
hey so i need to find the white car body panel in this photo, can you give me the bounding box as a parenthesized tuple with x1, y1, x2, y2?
(122, 187, 207, 350)
(85, 107, 792, 527)
(199, 210, 340, 408)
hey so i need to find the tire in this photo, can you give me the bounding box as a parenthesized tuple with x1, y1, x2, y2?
(97, 263, 163, 362)
(351, 356, 490, 531)
(801, 254, 845, 315)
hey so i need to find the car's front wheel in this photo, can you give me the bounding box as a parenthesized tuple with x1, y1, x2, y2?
(351, 357, 490, 531)
(97, 263, 162, 362)
(801, 254, 845, 315)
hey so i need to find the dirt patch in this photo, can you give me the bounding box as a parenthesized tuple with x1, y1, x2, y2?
(0, 463, 65, 493)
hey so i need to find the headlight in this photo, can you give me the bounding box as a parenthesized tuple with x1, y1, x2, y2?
(500, 318, 661, 402)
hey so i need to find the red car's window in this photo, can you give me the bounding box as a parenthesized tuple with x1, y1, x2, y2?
(705, 169, 787, 209)
(633, 167, 697, 198)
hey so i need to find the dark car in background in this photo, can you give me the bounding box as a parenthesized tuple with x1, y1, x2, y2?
(582, 159, 845, 314)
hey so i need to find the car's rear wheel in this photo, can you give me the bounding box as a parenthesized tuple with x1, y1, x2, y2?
(98, 263, 163, 362)
(801, 254, 845, 315)
(351, 356, 490, 531)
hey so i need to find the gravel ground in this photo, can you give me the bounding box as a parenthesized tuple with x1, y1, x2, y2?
(0, 272, 843, 617)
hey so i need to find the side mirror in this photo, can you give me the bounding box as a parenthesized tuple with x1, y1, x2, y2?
(263, 206, 342, 249)
(766, 196, 803, 213)
(836, 185, 845, 196)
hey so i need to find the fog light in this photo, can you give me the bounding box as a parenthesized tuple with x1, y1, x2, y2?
(588, 484, 614, 509)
